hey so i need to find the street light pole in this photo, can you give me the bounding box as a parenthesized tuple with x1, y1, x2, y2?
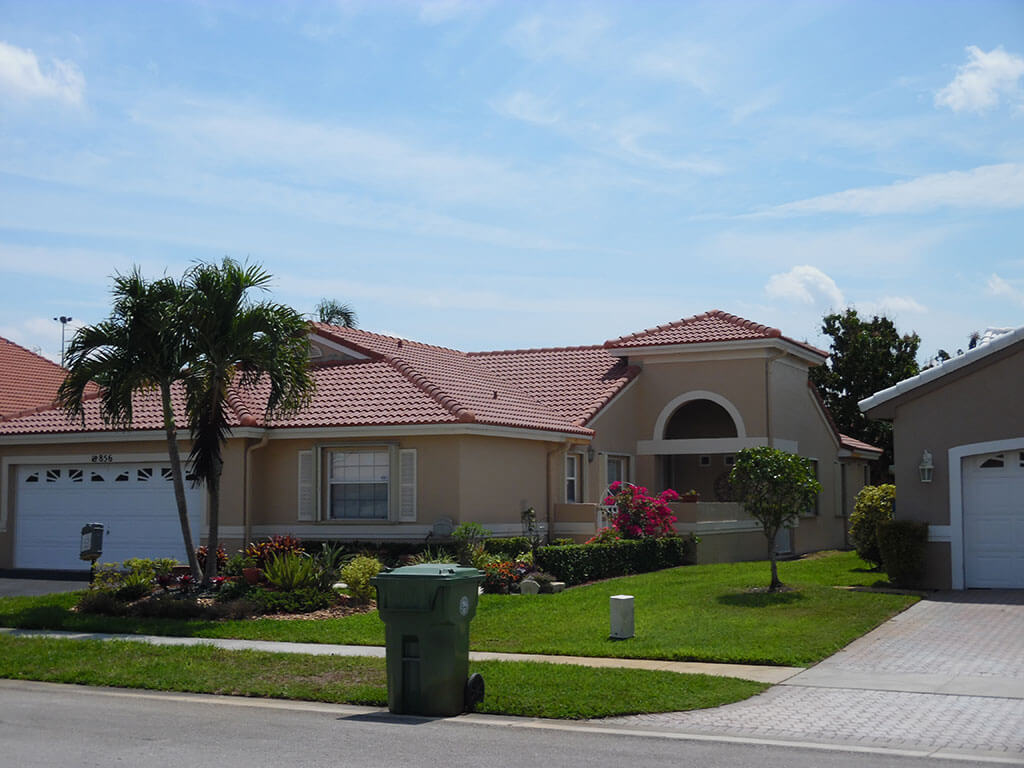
(53, 316, 72, 367)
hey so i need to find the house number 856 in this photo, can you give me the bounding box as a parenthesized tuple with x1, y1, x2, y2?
(91, 454, 113, 464)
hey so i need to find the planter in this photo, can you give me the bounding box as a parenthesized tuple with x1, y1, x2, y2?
(678, 494, 700, 503)
(243, 567, 262, 585)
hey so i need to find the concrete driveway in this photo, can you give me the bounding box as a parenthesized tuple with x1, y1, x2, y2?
(0, 578, 87, 598)
(609, 591, 1024, 761)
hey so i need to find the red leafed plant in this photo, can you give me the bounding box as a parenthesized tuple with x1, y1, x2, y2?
(245, 535, 305, 568)
(604, 481, 679, 539)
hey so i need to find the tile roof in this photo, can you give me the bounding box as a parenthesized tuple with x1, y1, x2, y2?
(807, 381, 883, 456)
(839, 434, 883, 455)
(605, 309, 827, 357)
(0, 311, 830, 439)
(0, 336, 97, 420)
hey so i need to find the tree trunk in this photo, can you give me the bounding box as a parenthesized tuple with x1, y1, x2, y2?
(162, 384, 201, 581)
(768, 528, 782, 592)
(203, 458, 223, 584)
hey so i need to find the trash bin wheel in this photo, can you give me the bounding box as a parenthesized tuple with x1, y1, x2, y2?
(464, 673, 485, 711)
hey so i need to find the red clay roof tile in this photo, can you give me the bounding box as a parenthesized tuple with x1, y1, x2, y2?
(0, 336, 97, 420)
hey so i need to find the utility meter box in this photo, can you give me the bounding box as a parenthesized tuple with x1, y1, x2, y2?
(371, 564, 484, 717)
(79, 523, 104, 562)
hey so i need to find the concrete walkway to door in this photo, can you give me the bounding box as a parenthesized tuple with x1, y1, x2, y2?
(609, 591, 1024, 761)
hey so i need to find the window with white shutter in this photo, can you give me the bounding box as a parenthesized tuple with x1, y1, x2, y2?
(399, 449, 417, 521)
(297, 450, 314, 521)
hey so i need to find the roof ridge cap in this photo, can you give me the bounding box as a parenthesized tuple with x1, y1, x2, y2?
(468, 343, 608, 356)
(226, 382, 260, 427)
(386, 357, 477, 423)
(313, 323, 464, 354)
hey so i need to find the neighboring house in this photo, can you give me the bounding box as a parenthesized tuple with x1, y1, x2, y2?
(860, 325, 1024, 590)
(0, 336, 92, 420)
(0, 310, 879, 572)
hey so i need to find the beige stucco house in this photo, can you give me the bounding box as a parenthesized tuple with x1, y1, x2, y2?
(0, 310, 878, 572)
(860, 326, 1024, 590)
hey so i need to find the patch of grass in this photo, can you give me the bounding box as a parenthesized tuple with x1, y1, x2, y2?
(0, 635, 765, 719)
(0, 552, 917, 667)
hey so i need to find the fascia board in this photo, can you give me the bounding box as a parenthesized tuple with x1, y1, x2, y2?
(859, 326, 1024, 414)
(0, 427, 267, 446)
(610, 338, 825, 366)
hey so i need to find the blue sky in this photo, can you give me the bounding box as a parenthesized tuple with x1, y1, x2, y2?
(1, 1, 1022, 364)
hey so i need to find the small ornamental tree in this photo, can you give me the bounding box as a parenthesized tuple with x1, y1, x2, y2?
(604, 482, 679, 539)
(729, 447, 822, 591)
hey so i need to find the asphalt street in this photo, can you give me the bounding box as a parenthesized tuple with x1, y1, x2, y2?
(0, 680, 1009, 768)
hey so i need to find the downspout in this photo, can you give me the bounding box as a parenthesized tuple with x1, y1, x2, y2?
(243, 433, 269, 546)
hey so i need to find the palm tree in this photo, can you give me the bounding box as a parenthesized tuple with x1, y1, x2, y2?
(315, 298, 357, 327)
(57, 269, 203, 580)
(182, 258, 314, 582)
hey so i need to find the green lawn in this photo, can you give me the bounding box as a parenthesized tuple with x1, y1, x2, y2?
(0, 551, 915, 667)
(0, 635, 765, 719)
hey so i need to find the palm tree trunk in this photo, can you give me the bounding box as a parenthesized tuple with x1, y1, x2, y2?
(203, 460, 223, 584)
(162, 384, 201, 580)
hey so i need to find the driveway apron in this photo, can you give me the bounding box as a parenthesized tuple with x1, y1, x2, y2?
(606, 591, 1024, 760)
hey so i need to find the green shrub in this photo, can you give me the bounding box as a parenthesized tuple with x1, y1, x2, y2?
(248, 586, 332, 614)
(215, 577, 252, 602)
(224, 552, 257, 578)
(850, 484, 896, 568)
(410, 546, 455, 564)
(483, 537, 531, 558)
(312, 542, 352, 590)
(123, 557, 177, 579)
(536, 536, 692, 586)
(341, 555, 382, 603)
(75, 590, 127, 616)
(130, 594, 211, 620)
(114, 569, 155, 602)
(877, 519, 928, 588)
(263, 552, 317, 591)
(452, 522, 491, 567)
(551, 538, 575, 547)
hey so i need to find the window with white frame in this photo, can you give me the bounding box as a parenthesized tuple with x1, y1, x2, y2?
(566, 454, 581, 503)
(607, 455, 629, 486)
(328, 448, 390, 519)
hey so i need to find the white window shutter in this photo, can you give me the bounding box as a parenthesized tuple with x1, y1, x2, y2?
(399, 449, 417, 521)
(297, 450, 314, 521)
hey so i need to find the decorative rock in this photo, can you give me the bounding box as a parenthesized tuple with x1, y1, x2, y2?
(610, 594, 634, 639)
(550, 582, 566, 593)
(519, 579, 540, 595)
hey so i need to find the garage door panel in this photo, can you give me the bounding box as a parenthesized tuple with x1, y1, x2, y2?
(15, 463, 203, 570)
(964, 451, 1024, 588)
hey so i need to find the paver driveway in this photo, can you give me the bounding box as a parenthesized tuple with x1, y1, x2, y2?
(607, 591, 1024, 760)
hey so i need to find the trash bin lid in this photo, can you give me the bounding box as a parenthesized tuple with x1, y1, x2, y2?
(373, 563, 482, 581)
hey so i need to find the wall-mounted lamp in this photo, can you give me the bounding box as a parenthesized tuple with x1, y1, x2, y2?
(587, 446, 596, 463)
(919, 449, 934, 483)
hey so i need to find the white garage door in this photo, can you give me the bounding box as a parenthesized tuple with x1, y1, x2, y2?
(15, 463, 203, 570)
(963, 451, 1024, 588)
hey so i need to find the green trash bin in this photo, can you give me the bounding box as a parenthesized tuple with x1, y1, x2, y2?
(371, 563, 485, 716)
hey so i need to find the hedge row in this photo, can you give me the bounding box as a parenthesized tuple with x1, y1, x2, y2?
(877, 519, 928, 588)
(483, 537, 532, 558)
(535, 537, 693, 586)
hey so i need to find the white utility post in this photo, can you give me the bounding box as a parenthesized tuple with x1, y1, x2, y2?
(609, 594, 634, 639)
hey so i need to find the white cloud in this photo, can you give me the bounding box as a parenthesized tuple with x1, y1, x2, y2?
(935, 46, 1024, 113)
(506, 12, 609, 63)
(633, 44, 714, 94)
(765, 265, 844, 307)
(0, 41, 84, 106)
(491, 91, 561, 126)
(756, 163, 1024, 217)
(988, 273, 1024, 305)
(858, 295, 928, 316)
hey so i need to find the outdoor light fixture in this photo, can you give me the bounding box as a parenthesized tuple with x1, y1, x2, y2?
(919, 449, 934, 483)
(587, 446, 596, 463)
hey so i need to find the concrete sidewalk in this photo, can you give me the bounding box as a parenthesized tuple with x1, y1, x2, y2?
(0, 627, 801, 684)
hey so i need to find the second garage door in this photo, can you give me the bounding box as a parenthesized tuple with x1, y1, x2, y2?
(14, 462, 204, 570)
